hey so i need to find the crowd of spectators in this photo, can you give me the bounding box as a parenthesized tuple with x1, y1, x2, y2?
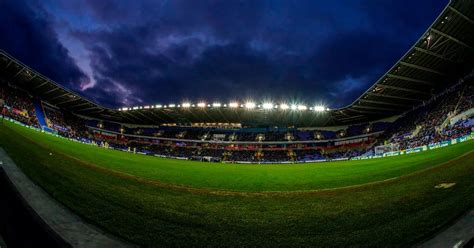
(44, 107, 88, 139)
(380, 79, 474, 150)
(0, 83, 39, 127)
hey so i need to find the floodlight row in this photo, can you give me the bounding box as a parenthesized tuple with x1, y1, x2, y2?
(119, 102, 329, 112)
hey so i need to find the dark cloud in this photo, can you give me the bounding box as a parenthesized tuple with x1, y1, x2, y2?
(0, 0, 447, 108)
(0, 0, 88, 90)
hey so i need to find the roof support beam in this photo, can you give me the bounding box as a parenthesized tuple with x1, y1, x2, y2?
(346, 108, 394, 116)
(337, 115, 366, 122)
(68, 102, 91, 109)
(134, 111, 157, 124)
(12, 68, 25, 79)
(413, 47, 457, 64)
(75, 106, 101, 112)
(378, 84, 431, 95)
(122, 111, 144, 123)
(34, 80, 49, 89)
(386, 74, 435, 86)
(56, 97, 81, 106)
(42, 87, 61, 95)
(352, 105, 402, 112)
(448, 6, 474, 24)
(28, 74, 37, 82)
(399, 61, 445, 75)
(368, 93, 425, 102)
(148, 110, 168, 123)
(430, 28, 474, 51)
(4, 60, 13, 69)
(50, 92, 71, 101)
(358, 99, 411, 107)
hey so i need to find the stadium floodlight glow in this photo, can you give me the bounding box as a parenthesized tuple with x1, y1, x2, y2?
(280, 103, 289, 110)
(182, 102, 191, 108)
(169, 104, 176, 108)
(144, 105, 150, 109)
(245, 102, 256, 109)
(133, 106, 139, 110)
(212, 103, 222, 107)
(155, 104, 162, 108)
(313, 105, 325, 112)
(297, 105, 307, 111)
(197, 102, 206, 108)
(290, 104, 298, 110)
(262, 103, 274, 110)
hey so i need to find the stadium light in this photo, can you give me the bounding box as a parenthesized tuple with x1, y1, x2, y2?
(245, 102, 256, 109)
(155, 104, 162, 108)
(290, 104, 298, 110)
(262, 103, 273, 110)
(213, 103, 222, 107)
(182, 102, 191, 108)
(197, 102, 206, 108)
(280, 103, 289, 110)
(169, 104, 176, 108)
(229, 102, 239, 108)
(297, 105, 307, 111)
(313, 105, 325, 112)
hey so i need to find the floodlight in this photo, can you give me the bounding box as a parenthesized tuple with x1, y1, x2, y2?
(262, 103, 273, 109)
(297, 105, 307, 110)
(245, 102, 256, 109)
(197, 102, 206, 108)
(229, 102, 239, 108)
(155, 104, 162, 108)
(133, 106, 139, 110)
(314, 106, 325, 112)
(280, 103, 289, 110)
(169, 104, 176, 108)
(212, 103, 222, 107)
(182, 102, 191, 108)
(290, 104, 298, 110)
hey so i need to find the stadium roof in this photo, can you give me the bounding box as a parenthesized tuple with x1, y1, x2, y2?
(1, 0, 473, 127)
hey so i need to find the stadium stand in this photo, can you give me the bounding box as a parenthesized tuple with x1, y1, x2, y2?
(1, 75, 473, 163)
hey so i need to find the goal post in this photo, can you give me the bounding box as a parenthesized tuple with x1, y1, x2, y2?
(374, 143, 400, 156)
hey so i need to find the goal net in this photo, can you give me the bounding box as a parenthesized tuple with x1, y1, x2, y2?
(374, 143, 400, 156)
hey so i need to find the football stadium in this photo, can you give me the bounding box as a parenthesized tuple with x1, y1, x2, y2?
(0, 0, 474, 247)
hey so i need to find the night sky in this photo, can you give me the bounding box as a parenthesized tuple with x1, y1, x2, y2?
(0, 0, 446, 108)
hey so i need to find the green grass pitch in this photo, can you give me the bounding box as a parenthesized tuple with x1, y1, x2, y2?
(1, 120, 473, 247)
